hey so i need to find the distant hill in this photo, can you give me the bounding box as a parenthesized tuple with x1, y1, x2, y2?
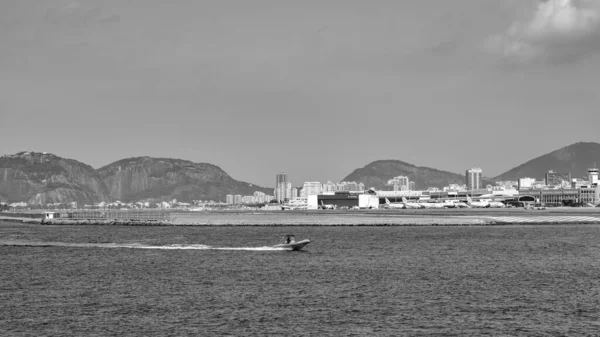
(98, 157, 272, 203)
(341, 160, 465, 190)
(0, 153, 272, 205)
(0, 152, 110, 205)
(493, 142, 600, 181)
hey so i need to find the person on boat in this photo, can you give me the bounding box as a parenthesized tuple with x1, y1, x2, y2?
(285, 236, 291, 244)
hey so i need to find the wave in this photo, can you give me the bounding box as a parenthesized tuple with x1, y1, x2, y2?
(0, 240, 290, 251)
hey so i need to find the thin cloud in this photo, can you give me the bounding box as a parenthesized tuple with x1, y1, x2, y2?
(486, 0, 600, 63)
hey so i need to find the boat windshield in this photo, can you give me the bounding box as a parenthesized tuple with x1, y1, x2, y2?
(282, 235, 296, 244)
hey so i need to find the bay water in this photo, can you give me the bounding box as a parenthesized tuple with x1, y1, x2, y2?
(1, 221, 599, 336)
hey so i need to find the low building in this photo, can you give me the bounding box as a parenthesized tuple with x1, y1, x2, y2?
(307, 193, 379, 209)
(522, 187, 600, 206)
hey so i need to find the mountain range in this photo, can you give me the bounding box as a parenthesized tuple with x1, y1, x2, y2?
(342, 160, 465, 190)
(491, 142, 600, 182)
(342, 142, 600, 190)
(1, 142, 599, 204)
(0, 152, 271, 205)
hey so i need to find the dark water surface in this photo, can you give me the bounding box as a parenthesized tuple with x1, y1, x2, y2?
(1, 222, 600, 336)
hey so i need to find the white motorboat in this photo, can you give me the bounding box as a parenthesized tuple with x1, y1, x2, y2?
(273, 234, 310, 250)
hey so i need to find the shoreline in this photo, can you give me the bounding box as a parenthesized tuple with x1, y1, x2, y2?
(4, 209, 600, 226)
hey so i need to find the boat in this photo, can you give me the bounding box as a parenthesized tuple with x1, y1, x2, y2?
(273, 234, 310, 250)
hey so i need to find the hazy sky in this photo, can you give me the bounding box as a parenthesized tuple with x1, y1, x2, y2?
(2, 0, 600, 187)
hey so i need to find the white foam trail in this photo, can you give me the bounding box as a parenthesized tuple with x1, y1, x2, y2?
(0, 240, 290, 251)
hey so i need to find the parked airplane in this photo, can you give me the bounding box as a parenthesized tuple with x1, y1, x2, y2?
(442, 200, 457, 208)
(486, 200, 506, 208)
(320, 200, 336, 210)
(478, 192, 515, 199)
(402, 197, 423, 209)
(418, 201, 445, 209)
(442, 200, 470, 208)
(466, 195, 489, 208)
(385, 198, 406, 209)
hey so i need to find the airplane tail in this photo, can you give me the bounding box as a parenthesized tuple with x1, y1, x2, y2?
(385, 198, 391, 205)
(466, 195, 472, 203)
(402, 197, 408, 204)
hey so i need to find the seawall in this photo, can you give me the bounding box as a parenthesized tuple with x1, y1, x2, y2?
(6, 209, 600, 226)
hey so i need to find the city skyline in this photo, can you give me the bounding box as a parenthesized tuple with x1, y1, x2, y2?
(1, 1, 600, 187)
(1, 141, 599, 190)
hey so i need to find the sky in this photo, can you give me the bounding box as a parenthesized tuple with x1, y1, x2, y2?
(1, 0, 600, 188)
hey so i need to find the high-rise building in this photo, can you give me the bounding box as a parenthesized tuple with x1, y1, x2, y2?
(282, 182, 292, 202)
(466, 168, 483, 191)
(234, 195, 242, 204)
(588, 168, 599, 185)
(276, 173, 287, 187)
(347, 181, 358, 191)
(393, 184, 408, 191)
(387, 176, 410, 190)
(336, 181, 359, 192)
(291, 187, 298, 200)
(226, 194, 234, 204)
(323, 181, 337, 192)
(408, 181, 416, 191)
(275, 172, 288, 202)
(545, 170, 571, 187)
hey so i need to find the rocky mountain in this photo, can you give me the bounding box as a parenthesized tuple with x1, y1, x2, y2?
(98, 157, 271, 203)
(0, 152, 110, 205)
(493, 142, 600, 181)
(0, 153, 272, 205)
(342, 160, 465, 190)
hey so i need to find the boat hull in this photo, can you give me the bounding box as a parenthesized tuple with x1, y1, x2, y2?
(273, 239, 310, 251)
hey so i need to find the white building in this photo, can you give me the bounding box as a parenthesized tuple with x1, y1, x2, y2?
(466, 168, 483, 191)
(282, 182, 292, 201)
(589, 168, 599, 185)
(302, 182, 322, 197)
(323, 181, 336, 192)
(518, 178, 536, 190)
(388, 176, 409, 190)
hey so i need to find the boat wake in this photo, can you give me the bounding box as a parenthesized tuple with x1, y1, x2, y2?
(0, 240, 289, 251)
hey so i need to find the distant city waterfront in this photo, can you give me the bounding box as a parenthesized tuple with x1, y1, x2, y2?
(1, 146, 599, 211)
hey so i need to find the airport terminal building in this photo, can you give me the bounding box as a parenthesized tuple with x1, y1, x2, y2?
(306, 185, 600, 209)
(518, 186, 600, 207)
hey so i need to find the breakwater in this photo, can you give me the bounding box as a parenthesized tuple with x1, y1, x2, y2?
(0, 212, 44, 219)
(41, 219, 174, 226)
(6, 209, 600, 226)
(39, 218, 491, 226)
